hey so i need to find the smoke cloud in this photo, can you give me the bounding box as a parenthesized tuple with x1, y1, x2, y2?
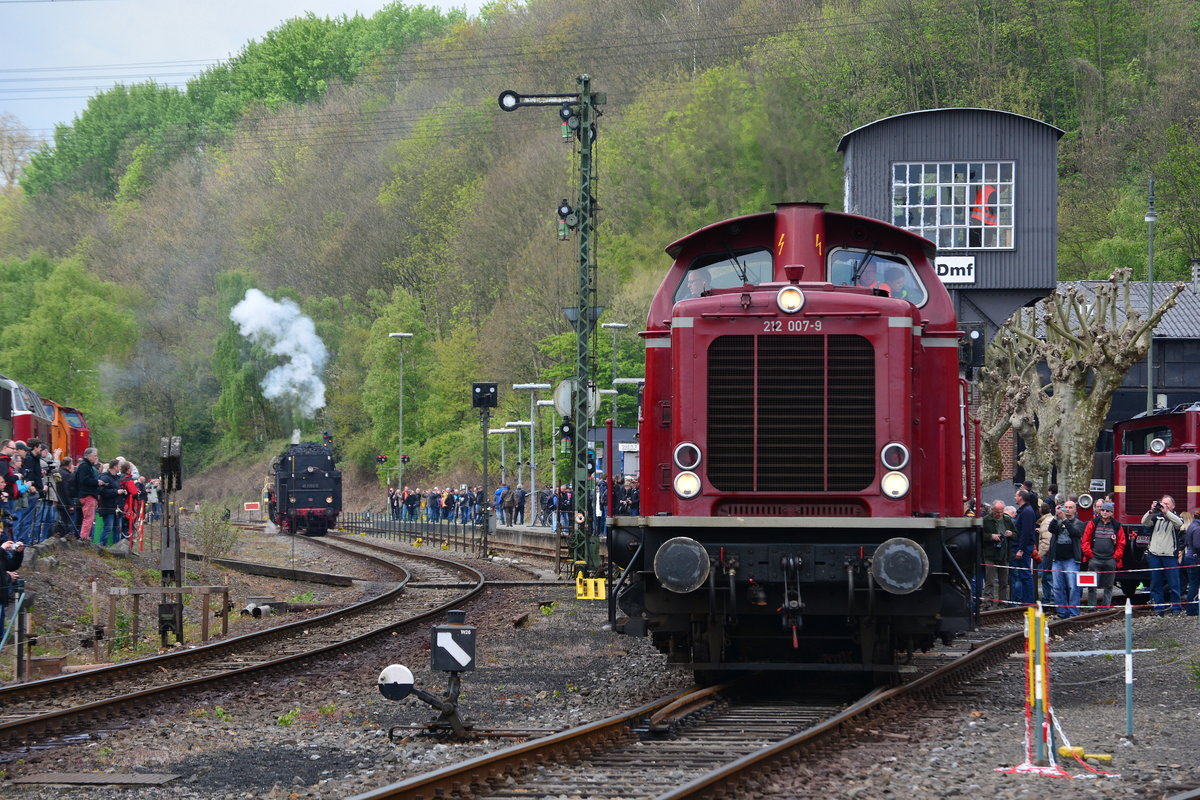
(230, 289, 327, 418)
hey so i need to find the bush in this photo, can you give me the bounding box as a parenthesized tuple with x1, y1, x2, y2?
(189, 506, 238, 563)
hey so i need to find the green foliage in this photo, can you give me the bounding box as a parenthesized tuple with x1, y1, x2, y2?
(213, 706, 232, 722)
(276, 707, 301, 726)
(0, 253, 134, 449)
(22, 4, 463, 199)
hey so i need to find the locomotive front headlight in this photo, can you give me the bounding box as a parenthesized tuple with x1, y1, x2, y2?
(1149, 437, 1167, 454)
(776, 286, 805, 314)
(880, 442, 910, 470)
(326, 496, 334, 503)
(674, 470, 702, 499)
(673, 442, 701, 470)
(880, 471, 910, 499)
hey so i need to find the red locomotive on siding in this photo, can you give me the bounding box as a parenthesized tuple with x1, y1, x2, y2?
(611, 203, 978, 677)
(1106, 404, 1200, 598)
(0, 374, 56, 447)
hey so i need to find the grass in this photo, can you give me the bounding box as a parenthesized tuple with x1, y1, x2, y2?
(276, 708, 300, 726)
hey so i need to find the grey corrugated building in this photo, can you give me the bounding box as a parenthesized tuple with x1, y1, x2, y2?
(838, 108, 1064, 332)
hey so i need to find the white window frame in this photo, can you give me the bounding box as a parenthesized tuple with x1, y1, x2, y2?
(891, 161, 1015, 251)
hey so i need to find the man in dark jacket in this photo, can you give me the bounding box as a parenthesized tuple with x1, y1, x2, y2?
(14, 439, 46, 544)
(981, 500, 1015, 607)
(0, 538, 26, 640)
(1182, 509, 1200, 617)
(97, 459, 123, 547)
(1012, 489, 1038, 604)
(1051, 500, 1085, 618)
(75, 447, 102, 542)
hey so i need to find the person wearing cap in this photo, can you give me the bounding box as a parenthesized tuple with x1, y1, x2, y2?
(1082, 500, 1126, 609)
(1182, 508, 1200, 616)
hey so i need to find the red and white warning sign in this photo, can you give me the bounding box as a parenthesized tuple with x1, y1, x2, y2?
(1075, 572, 1097, 588)
(244, 502, 261, 511)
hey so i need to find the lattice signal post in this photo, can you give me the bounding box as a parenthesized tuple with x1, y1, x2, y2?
(499, 76, 605, 575)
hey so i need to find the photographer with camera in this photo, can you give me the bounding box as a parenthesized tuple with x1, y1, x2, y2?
(1141, 494, 1185, 615)
(981, 500, 1015, 607)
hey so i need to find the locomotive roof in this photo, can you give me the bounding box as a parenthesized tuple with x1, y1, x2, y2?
(664, 205, 936, 260)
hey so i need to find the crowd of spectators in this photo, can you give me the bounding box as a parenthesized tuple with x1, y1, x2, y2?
(978, 479, 1200, 616)
(382, 474, 641, 533)
(0, 438, 163, 549)
(0, 437, 165, 642)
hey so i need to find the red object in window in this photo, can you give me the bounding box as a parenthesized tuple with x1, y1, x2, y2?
(971, 185, 998, 225)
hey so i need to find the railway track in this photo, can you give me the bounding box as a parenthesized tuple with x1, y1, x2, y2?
(0, 537, 484, 752)
(347, 609, 1118, 800)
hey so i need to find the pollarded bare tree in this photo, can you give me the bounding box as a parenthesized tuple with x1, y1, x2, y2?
(980, 270, 1185, 496)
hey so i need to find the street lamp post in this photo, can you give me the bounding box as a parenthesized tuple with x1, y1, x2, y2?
(505, 420, 532, 492)
(513, 383, 550, 496)
(610, 378, 645, 478)
(600, 322, 628, 424)
(537, 399, 556, 497)
(388, 333, 413, 488)
(488, 428, 515, 485)
(1145, 179, 1157, 414)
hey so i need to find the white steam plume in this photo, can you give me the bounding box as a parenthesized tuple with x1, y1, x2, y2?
(230, 289, 327, 417)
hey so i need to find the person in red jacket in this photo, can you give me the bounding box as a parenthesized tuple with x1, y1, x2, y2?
(1082, 501, 1126, 609)
(119, 462, 141, 543)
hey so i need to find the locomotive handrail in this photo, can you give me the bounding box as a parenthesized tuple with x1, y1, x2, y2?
(620, 515, 979, 529)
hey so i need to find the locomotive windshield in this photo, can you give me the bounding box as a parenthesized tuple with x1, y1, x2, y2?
(1122, 425, 1173, 455)
(828, 248, 927, 306)
(673, 248, 773, 302)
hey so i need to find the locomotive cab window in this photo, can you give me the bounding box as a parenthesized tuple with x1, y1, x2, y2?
(1123, 426, 1172, 455)
(674, 248, 773, 302)
(828, 249, 927, 306)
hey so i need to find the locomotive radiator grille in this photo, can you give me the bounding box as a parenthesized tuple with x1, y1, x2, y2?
(1124, 462, 1188, 513)
(707, 334, 876, 492)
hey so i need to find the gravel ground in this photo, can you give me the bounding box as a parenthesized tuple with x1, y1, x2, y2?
(4, 537, 1200, 799)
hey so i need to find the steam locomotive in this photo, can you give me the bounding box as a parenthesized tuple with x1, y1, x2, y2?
(611, 202, 978, 677)
(267, 437, 342, 536)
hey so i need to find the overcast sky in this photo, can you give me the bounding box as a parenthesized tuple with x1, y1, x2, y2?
(1, 0, 485, 139)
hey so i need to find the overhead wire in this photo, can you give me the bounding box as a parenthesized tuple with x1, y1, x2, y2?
(5, 0, 1184, 150)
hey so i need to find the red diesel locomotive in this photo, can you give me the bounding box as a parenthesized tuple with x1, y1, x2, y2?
(612, 203, 978, 676)
(1106, 404, 1200, 598)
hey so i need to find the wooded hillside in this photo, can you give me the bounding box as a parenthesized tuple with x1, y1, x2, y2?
(1, 0, 1197, 482)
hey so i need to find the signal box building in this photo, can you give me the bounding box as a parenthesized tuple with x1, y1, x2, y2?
(837, 109, 1064, 333)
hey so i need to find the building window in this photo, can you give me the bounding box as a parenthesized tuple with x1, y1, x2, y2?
(891, 162, 1015, 250)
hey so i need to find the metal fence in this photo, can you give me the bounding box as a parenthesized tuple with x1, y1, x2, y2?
(335, 511, 490, 556)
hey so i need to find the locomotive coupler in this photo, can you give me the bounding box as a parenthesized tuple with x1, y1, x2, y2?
(780, 555, 805, 646)
(846, 548, 874, 616)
